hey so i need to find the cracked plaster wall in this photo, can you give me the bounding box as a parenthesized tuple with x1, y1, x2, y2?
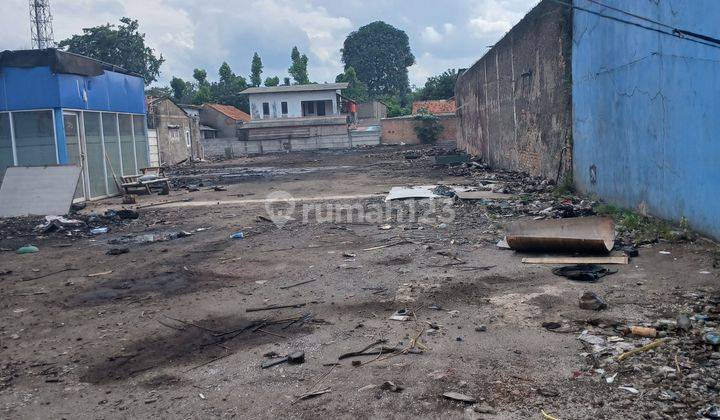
(572, 0, 720, 239)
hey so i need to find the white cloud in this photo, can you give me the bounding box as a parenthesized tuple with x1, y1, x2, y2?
(467, 0, 533, 38)
(421, 26, 443, 44)
(0, 0, 537, 87)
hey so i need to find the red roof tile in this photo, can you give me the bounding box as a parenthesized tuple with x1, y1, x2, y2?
(204, 103, 251, 122)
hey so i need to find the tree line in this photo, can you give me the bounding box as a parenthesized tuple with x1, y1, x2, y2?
(58, 18, 459, 116)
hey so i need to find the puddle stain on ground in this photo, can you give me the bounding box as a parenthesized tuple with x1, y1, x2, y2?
(81, 314, 314, 384)
(65, 270, 256, 307)
(171, 165, 358, 185)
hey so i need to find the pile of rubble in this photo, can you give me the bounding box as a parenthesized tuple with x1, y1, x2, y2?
(0, 209, 140, 240)
(569, 290, 720, 417)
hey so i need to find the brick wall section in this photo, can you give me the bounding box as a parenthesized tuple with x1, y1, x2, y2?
(381, 114, 457, 145)
(411, 99, 456, 115)
(455, 0, 573, 179)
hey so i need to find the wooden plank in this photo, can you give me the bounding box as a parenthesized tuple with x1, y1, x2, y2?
(521, 255, 629, 265)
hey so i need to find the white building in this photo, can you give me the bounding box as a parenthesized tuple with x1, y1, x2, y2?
(242, 83, 348, 120)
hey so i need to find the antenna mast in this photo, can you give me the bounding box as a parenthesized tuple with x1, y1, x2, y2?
(29, 0, 55, 49)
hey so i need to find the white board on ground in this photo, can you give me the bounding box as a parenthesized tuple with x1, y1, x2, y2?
(0, 165, 82, 217)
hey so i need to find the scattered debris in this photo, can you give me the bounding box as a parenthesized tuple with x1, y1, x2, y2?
(506, 216, 615, 254)
(87, 270, 113, 277)
(579, 292, 608, 310)
(246, 302, 308, 312)
(627, 326, 657, 338)
(278, 279, 317, 290)
(294, 388, 331, 402)
(90, 227, 109, 235)
(619, 386, 639, 395)
(552, 264, 618, 281)
(617, 339, 665, 361)
(389, 308, 411, 321)
(524, 255, 628, 265)
(442, 391, 476, 404)
(260, 351, 305, 369)
(106, 248, 129, 256)
(16, 245, 39, 254)
(380, 381, 403, 392)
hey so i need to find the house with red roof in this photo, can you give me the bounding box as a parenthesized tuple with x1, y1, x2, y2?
(200, 103, 251, 139)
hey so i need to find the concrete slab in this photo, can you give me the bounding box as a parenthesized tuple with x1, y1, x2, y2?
(0, 165, 81, 217)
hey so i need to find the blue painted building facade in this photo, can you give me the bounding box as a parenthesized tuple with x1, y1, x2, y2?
(572, 0, 720, 239)
(0, 49, 149, 200)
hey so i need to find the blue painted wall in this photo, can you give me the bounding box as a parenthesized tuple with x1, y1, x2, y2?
(0, 66, 145, 114)
(572, 0, 720, 239)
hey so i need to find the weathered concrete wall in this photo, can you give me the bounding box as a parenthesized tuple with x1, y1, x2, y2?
(147, 99, 192, 165)
(455, 0, 572, 179)
(202, 116, 380, 157)
(381, 114, 457, 145)
(572, 0, 720, 239)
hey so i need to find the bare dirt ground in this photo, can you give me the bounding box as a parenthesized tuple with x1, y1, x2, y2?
(1, 145, 719, 419)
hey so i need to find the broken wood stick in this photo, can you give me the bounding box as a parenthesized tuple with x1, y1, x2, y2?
(617, 338, 666, 362)
(162, 314, 224, 334)
(87, 270, 113, 277)
(24, 267, 78, 281)
(338, 339, 391, 360)
(279, 279, 317, 290)
(362, 240, 412, 251)
(521, 255, 629, 265)
(293, 388, 331, 403)
(246, 303, 307, 312)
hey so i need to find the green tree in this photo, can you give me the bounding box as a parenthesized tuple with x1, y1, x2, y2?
(283, 77, 291, 86)
(145, 86, 171, 97)
(341, 21, 414, 97)
(413, 110, 444, 144)
(335, 66, 368, 102)
(415, 69, 458, 100)
(288, 46, 310, 84)
(193, 68, 208, 86)
(213, 63, 248, 111)
(250, 52, 263, 87)
(170, 76, 193, 102)
(219, 62, 234, 84)
(57, 17, 164, 85)
(264, 76, 280, 87)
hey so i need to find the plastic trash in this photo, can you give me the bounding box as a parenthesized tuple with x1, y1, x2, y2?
(16, 245, 39, 254)
(231, 231, 244, 239)
(91, 227, 109, 235)
(705, 332, 720, 346)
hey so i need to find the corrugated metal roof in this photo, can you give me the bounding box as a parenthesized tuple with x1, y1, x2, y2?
(240, 82, 348, 95)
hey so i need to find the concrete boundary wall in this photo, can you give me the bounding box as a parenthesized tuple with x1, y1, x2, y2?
(572, 0, 720, 239)
(381, 114, 457, 145)
(455, 0, 573, 179)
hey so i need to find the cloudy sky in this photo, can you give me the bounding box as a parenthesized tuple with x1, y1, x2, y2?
(2, 0, 538, 87)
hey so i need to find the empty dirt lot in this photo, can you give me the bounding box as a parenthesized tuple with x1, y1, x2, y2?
(1, 146, 719, 419)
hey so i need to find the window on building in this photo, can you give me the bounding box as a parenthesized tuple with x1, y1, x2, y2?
(13, 110, 56, 166)
(169, 127, 180, 142)
(185, 130, 191, 148)
(133, 115, 149, 170)
(0, 113, 13, 179)
(307, 101, 315, 114)
(262, 102, 270, 116)
(118, 114, 136, 176)
(281, 102, 288, 115)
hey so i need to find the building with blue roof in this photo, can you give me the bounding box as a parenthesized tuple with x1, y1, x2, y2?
(0, 48, 149, 200)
